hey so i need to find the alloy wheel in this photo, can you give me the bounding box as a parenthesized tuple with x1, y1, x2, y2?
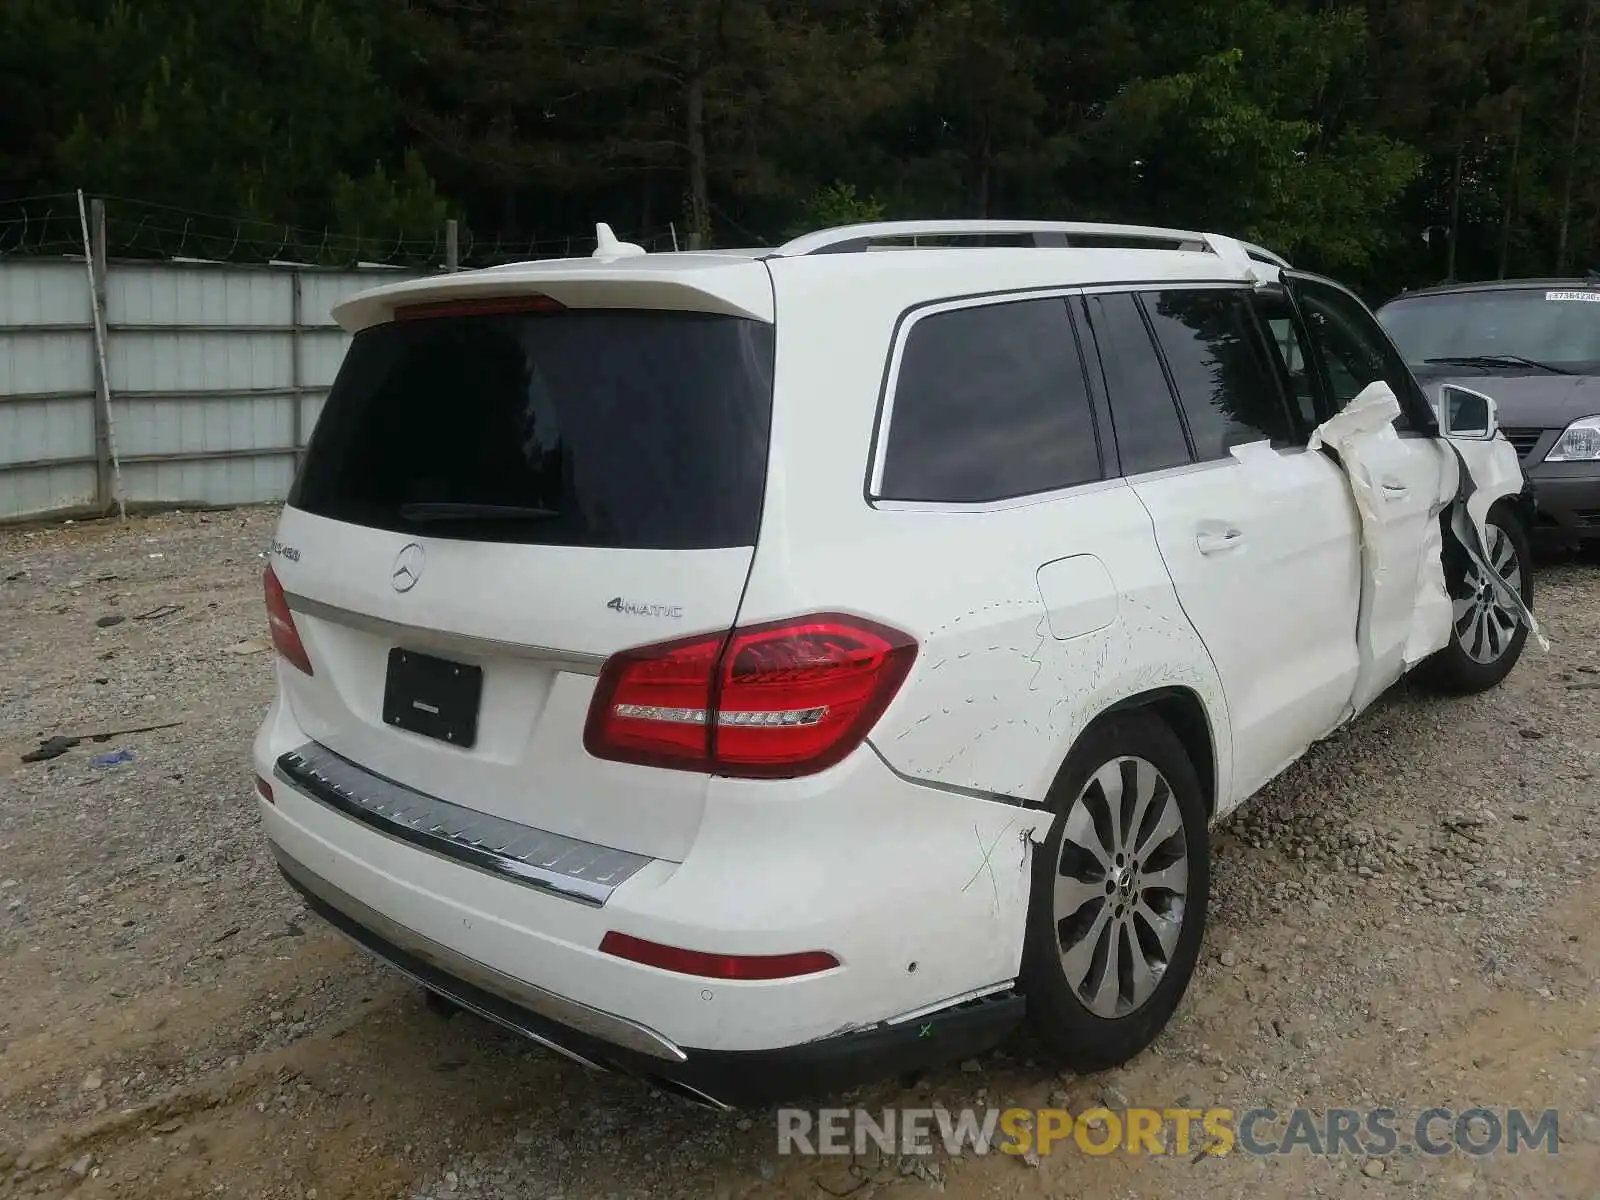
(1453, 523, 1523, 665)
(1053, 756, 1189, 1019)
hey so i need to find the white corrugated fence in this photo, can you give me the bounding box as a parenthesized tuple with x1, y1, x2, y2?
(0, 250, 427, 522)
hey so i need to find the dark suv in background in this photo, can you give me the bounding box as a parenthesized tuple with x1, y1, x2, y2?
(1377, 278, 1600, 550)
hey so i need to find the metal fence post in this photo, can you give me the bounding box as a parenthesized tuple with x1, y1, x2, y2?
(446, 219, 460, 272)
(290, 267, 305, 469)
(88, 198, 112, 511)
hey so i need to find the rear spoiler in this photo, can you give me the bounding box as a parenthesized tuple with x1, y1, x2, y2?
(331, 236, 773, 332)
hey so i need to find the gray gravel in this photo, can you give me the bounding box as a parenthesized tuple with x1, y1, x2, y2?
(2, 508, 1598, 1200)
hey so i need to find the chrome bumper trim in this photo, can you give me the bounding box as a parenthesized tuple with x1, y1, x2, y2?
(275, 742, 652, 907)
(271, 843, 688, 1064)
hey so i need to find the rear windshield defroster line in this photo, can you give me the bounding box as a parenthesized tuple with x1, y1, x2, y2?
(288, 308, 777, 550)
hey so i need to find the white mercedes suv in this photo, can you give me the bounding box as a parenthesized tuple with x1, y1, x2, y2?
(253, 220, 1536, 1109)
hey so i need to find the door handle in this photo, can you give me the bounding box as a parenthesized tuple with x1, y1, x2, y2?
(1196, 528, 1244, 555)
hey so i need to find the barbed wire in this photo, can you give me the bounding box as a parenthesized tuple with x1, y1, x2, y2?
(0, 195, 85, 259)
(0, 194, 683, 267)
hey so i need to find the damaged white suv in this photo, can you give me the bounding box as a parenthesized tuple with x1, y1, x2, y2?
(253, 220, 1537, 1109)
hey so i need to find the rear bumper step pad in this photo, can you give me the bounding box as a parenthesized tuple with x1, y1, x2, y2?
(275, 743, 652, 906)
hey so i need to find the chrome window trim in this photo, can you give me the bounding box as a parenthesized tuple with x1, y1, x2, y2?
(275, 742, 653, 906)
(868, 474, 1126, 514)
(869, 286, 1099, 500)
(1075, 280, 1246, 298)
(1120, 454, 1243, 485)
(1117, 441, 1314, 486)
(867, 280, 1257, 506)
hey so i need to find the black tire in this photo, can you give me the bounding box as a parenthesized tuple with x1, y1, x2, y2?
(1020, 710, 1210, 1073)
(1413, 501, 1533, 695)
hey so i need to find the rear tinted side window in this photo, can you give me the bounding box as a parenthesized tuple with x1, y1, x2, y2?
(1080, 292, 1193, 475)
(878, 298, 1102, 503)
(1141, 289, 1296, 460)
(289, 309, 776, 549)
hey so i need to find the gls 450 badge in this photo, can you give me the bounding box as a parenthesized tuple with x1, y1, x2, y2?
(606, 597, 684, 619)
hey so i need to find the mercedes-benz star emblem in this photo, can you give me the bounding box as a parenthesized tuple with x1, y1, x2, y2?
(391, 543, 425, 593)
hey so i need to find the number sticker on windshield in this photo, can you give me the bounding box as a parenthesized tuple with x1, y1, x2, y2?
(1545, 290, 1600, 302)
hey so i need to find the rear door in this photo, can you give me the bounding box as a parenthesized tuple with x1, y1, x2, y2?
(267, 280, 776, 862)
(1284, 272, 1457, 711)
(1086, 287, 1363, 800)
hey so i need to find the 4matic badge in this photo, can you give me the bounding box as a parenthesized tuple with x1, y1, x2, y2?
(606, 597, 684, 619)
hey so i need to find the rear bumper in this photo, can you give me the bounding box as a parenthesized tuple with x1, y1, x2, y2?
(1523, 466, 1600, 545)
(276, 844, 1022, 1108)
(253, 690, 1040, 1102)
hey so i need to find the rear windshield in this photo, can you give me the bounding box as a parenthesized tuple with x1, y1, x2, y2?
(289, 307, 776, 549)
(1377, 287, 1600, 372)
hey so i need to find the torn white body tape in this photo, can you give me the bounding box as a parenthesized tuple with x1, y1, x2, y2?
(1306, 381, 1547, 721)
(1305, 382, 1406, 552)
(1449, 502, 1548, 648)
(1443, 443, 1551, 653)
(1306, 382, 1426, 715)
(1402, 510, 1451, 667)
(1228, 437, 1304, 493)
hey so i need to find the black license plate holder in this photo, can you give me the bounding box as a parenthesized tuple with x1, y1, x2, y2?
(382, 649, 482, 748)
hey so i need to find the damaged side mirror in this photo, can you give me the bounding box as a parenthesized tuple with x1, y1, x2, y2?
(1437, 384, 1498, 440)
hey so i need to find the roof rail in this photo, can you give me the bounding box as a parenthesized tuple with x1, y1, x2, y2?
(1238, 240, 1293, 270)
(772, 220, 1285, 279)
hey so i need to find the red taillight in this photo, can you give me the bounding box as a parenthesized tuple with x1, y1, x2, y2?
(255, 775, 274, 804)
(598, 932, 839, 980)
(263, 564, 313, 675)
(394, 294, 565, 321)
(582, 631, 723, 768)
(715, 618, 916, 773)
(583, 614, 916, 778)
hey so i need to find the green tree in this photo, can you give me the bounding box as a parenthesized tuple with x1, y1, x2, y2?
(2, 0, 1593, 287)
(410, 0, 911, 246)
(787, 181, 887, 237)
(6, 0, 443, 258)
(1072, 1, 1422, 272)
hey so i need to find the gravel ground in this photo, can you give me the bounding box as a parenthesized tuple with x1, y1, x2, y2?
(2, 508, 1598, 1200)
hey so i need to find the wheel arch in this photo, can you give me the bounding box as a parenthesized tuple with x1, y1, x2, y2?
(1020, 685, 1217, 1072)
(1076, 687, 1220, 821)
(1438, 488, 1535, 578)
(1501, 485, 1537, 537)
(1451, 435, 1532, 540)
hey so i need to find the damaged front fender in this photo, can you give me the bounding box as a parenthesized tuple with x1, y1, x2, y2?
(1442, 437, 1549, 652)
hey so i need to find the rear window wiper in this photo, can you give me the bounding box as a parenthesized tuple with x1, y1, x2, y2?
(1423, 354, 1573, 375)
(398, 502, 561, 521)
